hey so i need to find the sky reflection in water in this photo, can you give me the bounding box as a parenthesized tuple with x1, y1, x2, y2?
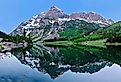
(0, 45, 121, 82)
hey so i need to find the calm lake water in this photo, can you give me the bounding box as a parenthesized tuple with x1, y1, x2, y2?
(0, 44, 121, 82)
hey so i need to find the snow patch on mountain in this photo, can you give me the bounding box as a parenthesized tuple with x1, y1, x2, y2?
(10, 6, 114, 38)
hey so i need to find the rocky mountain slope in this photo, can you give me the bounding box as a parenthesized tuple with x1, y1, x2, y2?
(10, 6, 114, 40)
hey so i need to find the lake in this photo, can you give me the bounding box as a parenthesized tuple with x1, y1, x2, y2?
(0, 44, 121, 82)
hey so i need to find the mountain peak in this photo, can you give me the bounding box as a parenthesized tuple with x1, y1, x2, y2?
(10, 6, 114, 37)
(44, 6, 69, 19)
(50, 6, 62, 11)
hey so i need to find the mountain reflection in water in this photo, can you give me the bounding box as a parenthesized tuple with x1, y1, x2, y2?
(0, 45, 121, 82)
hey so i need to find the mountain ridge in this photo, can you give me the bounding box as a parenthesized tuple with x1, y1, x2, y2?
(10, 6, 114, 40)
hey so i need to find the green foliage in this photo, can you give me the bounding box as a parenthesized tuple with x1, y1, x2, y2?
(2, 35, 32, 44)
(59, 19, 100, 40)
(0, 31, 7, 38)
(12, 45, 121, 78)
(59, 28, 84, 40)
(44, 38, 68, 42)
(95, 21, 121, 42)
(76, 21, 121, 43)
(104, 21, 121, 37)
(11, 45, 32, 54)
(75, 34, 103, 42)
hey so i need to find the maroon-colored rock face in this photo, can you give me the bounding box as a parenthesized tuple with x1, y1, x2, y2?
(44, 6, 69, 20)
(70, 12, 107, 22)
(10, 6, 114, 40)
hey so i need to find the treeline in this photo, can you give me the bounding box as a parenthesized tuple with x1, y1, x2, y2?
(107, 36, 121, 43)
(2, 35, 32, 44)
(75, 21, 121, 43)
(44, 38, 68, 42)
(59, 19, 100, 40)
(0, 31, 8, 38)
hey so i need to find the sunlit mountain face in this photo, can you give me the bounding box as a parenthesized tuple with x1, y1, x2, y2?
(10, 6, 114, 40)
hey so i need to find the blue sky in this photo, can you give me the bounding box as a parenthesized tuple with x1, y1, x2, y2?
(0, 0, 121, 33)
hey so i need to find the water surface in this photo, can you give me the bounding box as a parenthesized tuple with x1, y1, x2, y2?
(0, 45, 121, 82)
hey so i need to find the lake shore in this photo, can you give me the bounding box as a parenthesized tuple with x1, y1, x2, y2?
(43, 39, 121, 47)
(0, 42, 27, 52)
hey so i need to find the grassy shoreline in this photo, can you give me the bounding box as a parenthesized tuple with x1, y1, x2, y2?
(43, 41, 74, 46)
(43, 39, 121, 47)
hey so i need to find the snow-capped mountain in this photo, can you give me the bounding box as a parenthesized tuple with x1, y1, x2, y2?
(10, 6, 114, 40)
(44, 6, 69, 20)
(70, 12, 114, 26)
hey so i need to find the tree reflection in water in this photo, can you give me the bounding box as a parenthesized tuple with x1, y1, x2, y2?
(11, 45, 121, 79)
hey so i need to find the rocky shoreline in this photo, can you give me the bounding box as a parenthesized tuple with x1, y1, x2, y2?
(0, 42, 27, 52)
